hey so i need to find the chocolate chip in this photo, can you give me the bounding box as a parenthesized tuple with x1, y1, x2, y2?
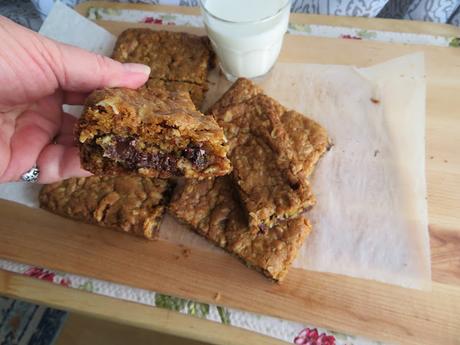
(135, 152, 177, 173)
(289, 182, 300, 190)
(107, 138, 209, 173)
(135, 152, 152, 168)
(101, 136, 181, 174)
(159, 155, 178, 172)
(258, 223, 268, 234)
(93, 105, 108, 113)
(301, 205, 313, 214)
(183, 144, 208, 169)
(103, 136, 138, 164)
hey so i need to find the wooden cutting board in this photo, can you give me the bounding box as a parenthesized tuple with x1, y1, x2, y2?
(1, 2, 460, 344)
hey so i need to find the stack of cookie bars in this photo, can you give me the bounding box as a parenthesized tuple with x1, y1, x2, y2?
(40, 29, 328, 281)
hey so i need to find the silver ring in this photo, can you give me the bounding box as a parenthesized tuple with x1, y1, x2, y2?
(20, 165, 40, 183)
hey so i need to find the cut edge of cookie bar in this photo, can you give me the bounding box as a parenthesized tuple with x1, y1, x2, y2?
(77, 87, 231, 179)
(39, 176, 173, 240)
(169, 177, 311, 282)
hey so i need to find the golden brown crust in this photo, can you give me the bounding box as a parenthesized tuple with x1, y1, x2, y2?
(39, 176, 172, 240)
(169, 177, 311, 281)
(210, 78, 329, 177)
(234, 216, 311, 281)
(209, 78, 329, 228)
(207, 78, 263, 114)
(77, 87, 231, 178)
(112, 29, 214, 109)
(212, 93, 315, 229)
(144, 79, 206, 110)
(281, 110, 330, 178)
(112, 29, 213, 84)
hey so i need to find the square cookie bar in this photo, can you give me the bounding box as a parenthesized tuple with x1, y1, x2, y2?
(112, 29, 215, 109)
(209, 78, 329, 230)
(209, 78, 329, 179)
(169, 176, 311, 281)
(39, 176, 172, 239)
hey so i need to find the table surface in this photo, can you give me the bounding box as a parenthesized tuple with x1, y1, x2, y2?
(1, 3, 460, 345)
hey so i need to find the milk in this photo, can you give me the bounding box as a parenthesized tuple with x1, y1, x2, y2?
(200, 0, 290, 80)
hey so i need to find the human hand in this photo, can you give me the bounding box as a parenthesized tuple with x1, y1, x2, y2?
(0, 16, 150, 183)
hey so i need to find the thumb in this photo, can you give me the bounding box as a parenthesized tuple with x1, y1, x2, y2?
(46, 40, 151, 92)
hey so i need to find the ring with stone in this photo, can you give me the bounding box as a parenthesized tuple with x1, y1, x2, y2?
(20, 165, 40, 183)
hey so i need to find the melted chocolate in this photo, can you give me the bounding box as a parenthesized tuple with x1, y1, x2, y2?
(101, 136, 208, 173)
(183, 144, 208, 169)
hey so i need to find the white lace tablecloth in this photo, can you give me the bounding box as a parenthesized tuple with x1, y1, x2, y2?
(0, 4, 459, 345)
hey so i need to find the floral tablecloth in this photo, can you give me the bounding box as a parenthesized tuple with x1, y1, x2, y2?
(2, 0, 460, 32)
(1, 4, 459, 345)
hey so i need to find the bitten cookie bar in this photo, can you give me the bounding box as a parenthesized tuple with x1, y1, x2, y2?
(77, 87, 231, 178)
(209, 78, 329, 229)
(39, 176, 172, 240)
(169, 177, 311, 281)
(112, 29, 215, 109)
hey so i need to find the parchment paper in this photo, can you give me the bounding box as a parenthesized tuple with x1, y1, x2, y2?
(0, 3, 430, 289)
(263, 58, 430, 289)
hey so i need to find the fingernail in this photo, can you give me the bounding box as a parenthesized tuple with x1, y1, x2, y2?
(122, 63, 151, 76)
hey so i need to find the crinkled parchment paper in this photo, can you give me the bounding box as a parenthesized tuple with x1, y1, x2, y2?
(0, 3, 430, 289)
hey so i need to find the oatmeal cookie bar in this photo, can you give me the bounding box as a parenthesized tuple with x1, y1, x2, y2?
(281, 110, 330, 178)
(209, 78, 329, 178)
(39, 176, 172, 239)
(217, 94, 317, 230)
(207, 77, 263, 114)
(209, 79, 329, 229)
(112, 29, 213, 84)
(169, 176, 311, 281)
(145, 78, 206, 111)
(77, 87, 231, 178)
(112, 29, 215, 108)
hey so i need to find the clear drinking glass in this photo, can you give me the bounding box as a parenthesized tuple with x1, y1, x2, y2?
(199, 0, 291, 81)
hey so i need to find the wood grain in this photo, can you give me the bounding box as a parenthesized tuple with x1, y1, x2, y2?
(0, 270, 285, 345)
(430, 226, 460, 285)
(56, 313, 211, 345)
(0, 3, 459, 345)
(0, 200, 460, 345)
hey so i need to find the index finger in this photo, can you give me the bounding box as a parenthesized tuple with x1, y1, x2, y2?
(44, 39, 150, 92)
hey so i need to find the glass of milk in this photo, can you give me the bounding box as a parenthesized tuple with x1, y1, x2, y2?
(199, 0, 291, 80)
